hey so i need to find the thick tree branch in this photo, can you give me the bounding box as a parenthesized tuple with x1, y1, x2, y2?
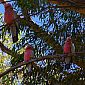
(0, 52, 85, 78)
(21, 9, 63, 53)
(48, 0, 85, 15)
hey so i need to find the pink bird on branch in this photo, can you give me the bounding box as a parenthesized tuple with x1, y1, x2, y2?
(24, 45, 34, 72)
(2, 1, 18, 43)
(63, 36, 75, 70)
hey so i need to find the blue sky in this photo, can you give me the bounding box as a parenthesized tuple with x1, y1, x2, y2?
(0, 4, 4, 13)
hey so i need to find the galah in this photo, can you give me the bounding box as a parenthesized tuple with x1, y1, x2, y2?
(24, 45, 34, 72)
(4, 3, 18, 43)
(63, 36, 75, 69)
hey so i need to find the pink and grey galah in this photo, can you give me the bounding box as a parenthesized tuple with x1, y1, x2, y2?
(63, 36, 75, 69)
(3, 2, 18, 43)
(24, 45, 34, 72)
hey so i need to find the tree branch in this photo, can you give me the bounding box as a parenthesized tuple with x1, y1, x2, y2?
(0, 52, 85, 78)
(48, 0, 85, 15)
(0, 41, 20, 57)
(21, 9, 63, 53)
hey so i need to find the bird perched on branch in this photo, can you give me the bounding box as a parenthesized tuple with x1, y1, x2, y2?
(24, 45, 34, 72)
(63, 36, 75, 70)
(2, 1, 18, 43)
